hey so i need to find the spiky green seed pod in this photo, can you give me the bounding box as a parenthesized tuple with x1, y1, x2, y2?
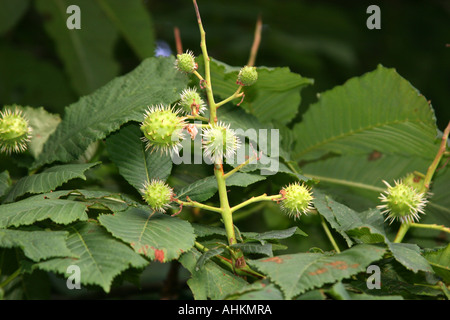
(0, 108, 32, 154)
(237, 66, 258, 86)
(201, 122, 240, 163)
(175, 50, 197, 73)
(140, 105, 186, 155)
(377, 180, 427, 224)
(279, 182, 314, 219)
(178, 88, 206, 115)
(140, 179, 173, 212)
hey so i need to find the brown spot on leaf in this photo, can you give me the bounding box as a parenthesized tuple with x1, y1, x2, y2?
(368, 150, 382, 161)
(309, 267, 328, 276)
(152, 247, 165, 262)
(262, 256, 283, 264)
(326, 260, 348, 270)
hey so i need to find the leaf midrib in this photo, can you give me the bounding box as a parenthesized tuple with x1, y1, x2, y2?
(71, 226, 107, 286)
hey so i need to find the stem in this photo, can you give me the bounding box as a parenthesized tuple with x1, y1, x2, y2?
(223, 154, 257, 179)
(320, 215, 341, 253)
(0, 268, 21, 288)
(247, 14, 263, 67)
(193, 0, 217, 124)
(394, 223, 411, 243)
(192, 123, 211, 128)
(194, 241, 264, 279)
(423, 120, 450, 191)
(230, 194, 281, 213)
(193, 70, 204, 82)
(186, 114, 209, 122)
(215, 86, 243, 108)
(409, 223, 450, 234)
(175, 198, 222, 214)
(214, 165, 237, 246)
(173, 26, 183, 54)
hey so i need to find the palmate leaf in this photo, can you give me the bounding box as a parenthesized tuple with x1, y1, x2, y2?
(250, 244, 386, 299)
(106, 124, 172, 194)
(98, 207, 195, 262)
(3, 162, 100, 203)
(0, 197, 88, 228)
(32, 56, 187, 169)
(0, 229, 74, 262)
(35, 222, 148, 293)
(293, 65, 438, 161)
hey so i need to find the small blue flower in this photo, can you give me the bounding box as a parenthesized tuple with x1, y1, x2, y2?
(155, 40, 172, 57)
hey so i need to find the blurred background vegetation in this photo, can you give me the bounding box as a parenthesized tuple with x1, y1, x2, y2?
(0, 0, 449, 299)
(0, 0, 449, 130)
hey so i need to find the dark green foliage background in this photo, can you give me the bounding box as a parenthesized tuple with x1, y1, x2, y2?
(0, 0, 448, 300)
(1, 0, 449, 130)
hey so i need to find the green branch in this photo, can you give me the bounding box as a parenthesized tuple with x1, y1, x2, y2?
(175, 197, 222, 214)
(230, 194, 281, 213)
(215, 86, 243, 108)
(423, 120, 450, 191)
(193, 0, 217, 124)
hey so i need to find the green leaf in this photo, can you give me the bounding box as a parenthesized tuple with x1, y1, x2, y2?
(231, 242, 273, 257)
(423, 245, 450, 283)
(98, 207, 195, 262)
(35, 0, 119, 95)
(23, 106, 61, 159)
(35, 222, 148, 293)
(250, 244, 386, 299)
(0, 198, 88, 228)
(0, 229, 73, 262)
(106, 124, 172, 193)
(195, 247, 225, 271)
(179, 248, 248, 300)
(327, 282, 403, 300)
(387, 243, 433, 273)
(312, 190, 358, 246)
(242, 226, 307, 244)
(96, 0, 155, 60)
(33, 56, 188, 169)
(303, 154, 450, 224)
(203, 58, 313, 124)
(0, 171, 10, 198)
(225, 280, 284, 300)
(314, 191, 434, 273)
(3, 162, 99, 203)
(175, 172, 266, 202)
(293, 65, 438, 161)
